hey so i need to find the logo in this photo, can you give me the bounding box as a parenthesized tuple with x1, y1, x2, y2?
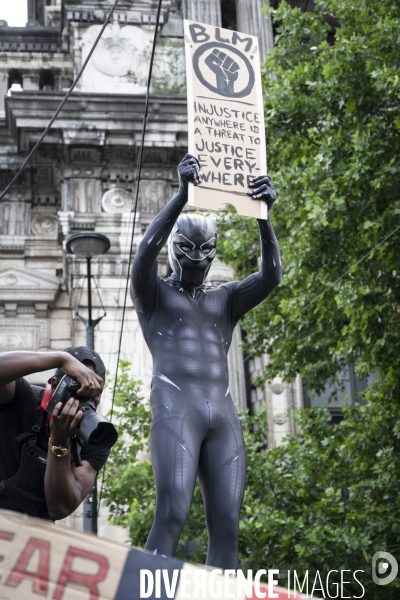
(192, 42, 255, 99)
(372, 551, 398, 586)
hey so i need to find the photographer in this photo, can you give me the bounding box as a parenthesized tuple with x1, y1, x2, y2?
(0, 346, 109, 521)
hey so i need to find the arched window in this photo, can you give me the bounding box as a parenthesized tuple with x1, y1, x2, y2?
(8, 69, 23, 93)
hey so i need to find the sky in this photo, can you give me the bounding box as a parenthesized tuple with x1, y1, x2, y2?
(0, 0, 28, 27)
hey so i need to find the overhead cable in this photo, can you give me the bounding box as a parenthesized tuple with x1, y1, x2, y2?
(97, 0, 164, 511)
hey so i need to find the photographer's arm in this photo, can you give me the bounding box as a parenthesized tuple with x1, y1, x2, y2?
(0, 351, 103, 404)
(130, 154, 202, 312)
(45, 399, 97, 520)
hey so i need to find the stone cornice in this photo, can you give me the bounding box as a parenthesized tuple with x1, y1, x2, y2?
(0, 53, 73, 71)
(4, 92, 188, 151)
(0, 26, 62, 53)
(5, 91, 187, 119)
(64, 0, 171, 26)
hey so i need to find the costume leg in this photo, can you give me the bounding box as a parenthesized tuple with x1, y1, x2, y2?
(145, 384, 204, 557)
(198, 399, 246, 569)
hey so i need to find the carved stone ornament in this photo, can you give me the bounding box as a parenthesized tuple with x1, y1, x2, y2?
(273, 412, 288, 426)
(271, 382, 285, 395)
(4, 275, 17, 286)
(105, 148, 134, 163)
(81, 23, 152, 93)
(0, 320, 49, 351)
(31, 215, 58, 237)
(0, 265, 60, 304)
(101, 188, 132, 213)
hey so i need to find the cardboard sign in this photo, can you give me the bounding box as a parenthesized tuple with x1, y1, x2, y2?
(184, 21, 268, 219)
(0, 509, 308, 599)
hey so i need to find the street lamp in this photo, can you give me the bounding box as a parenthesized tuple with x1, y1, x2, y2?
(66, 232, 110, 534)
(66, 232, 110, 350)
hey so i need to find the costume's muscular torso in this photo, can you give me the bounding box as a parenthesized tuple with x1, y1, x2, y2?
(131, 182, 281, 569)
(141, 279, 232, 391)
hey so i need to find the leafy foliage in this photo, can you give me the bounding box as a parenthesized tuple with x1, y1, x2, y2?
(152, 40, 186, 94)
(103, 365, 400, 598)
(241, 402, 400, 598)
(215, 1, 400, 596)
(217, 0, 400, 396)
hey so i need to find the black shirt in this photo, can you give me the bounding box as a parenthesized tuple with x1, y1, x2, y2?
(0, 378, 110, 483)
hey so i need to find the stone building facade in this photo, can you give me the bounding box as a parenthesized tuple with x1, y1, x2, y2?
(0, 0, 304, 531)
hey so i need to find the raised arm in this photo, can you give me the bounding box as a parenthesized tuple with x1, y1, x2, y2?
(0, 351, 103, 404)
(231, 175, 282, 323)
(130, 154, 202, 312)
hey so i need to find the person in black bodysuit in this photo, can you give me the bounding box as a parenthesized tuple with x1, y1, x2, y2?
(130, 154, 281, 570)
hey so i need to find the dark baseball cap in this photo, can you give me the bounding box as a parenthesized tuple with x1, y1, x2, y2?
(49, 346, 106, 384)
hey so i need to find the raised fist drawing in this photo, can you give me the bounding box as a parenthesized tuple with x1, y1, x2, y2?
(205, 49, 240, 96)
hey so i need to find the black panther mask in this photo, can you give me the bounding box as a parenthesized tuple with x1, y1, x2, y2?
(168, 214, 217, 287)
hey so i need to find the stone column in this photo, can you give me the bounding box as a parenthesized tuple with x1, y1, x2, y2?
(0, 202, 31, 236)
(54, 73, 73, 91)
(181, 0, 221, 27)
(27, 0, 35, 21)
(27, 0, 46, 25)
(236, 0, 274, 60)
(22, 74, 40, 91)
(0, 75, 8, 119)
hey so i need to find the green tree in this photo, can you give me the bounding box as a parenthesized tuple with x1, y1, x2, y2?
(239, 402, 400, 598)
(103, 365, 400, 598)
(214, 0, 400, 597)
(217, 0, 400, 396)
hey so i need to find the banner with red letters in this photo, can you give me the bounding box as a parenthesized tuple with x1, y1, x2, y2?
(0, 509, 307, 599)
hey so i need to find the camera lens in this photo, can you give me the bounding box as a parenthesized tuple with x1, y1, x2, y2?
(78, 403, 118, 449)
(89, 422, 113, 443)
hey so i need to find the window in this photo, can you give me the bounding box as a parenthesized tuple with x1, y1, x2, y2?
(220, 0, 237, 31)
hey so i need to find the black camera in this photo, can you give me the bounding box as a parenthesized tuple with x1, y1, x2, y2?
(47, 374, 118, 450)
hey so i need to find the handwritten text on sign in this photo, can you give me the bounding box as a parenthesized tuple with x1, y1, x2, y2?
(184, 21, 267, 219)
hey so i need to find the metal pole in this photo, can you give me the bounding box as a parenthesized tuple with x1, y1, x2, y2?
(86, 257, 95, 350)
(83, 256, 98, 535)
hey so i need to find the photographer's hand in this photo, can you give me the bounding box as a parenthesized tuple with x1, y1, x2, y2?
(46, 394, 100, 520)
(59, 354, 103, 397)
(0, 350, 103, 404)
(50, 398, 83, 447)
